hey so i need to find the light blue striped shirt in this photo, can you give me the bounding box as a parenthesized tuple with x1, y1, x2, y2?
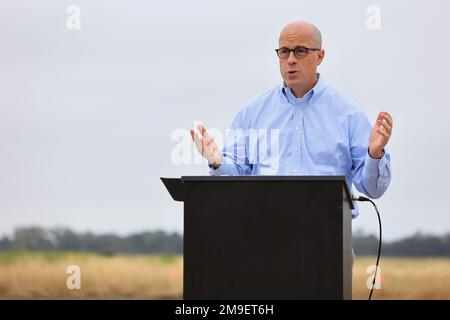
(210, 74, 391, 218)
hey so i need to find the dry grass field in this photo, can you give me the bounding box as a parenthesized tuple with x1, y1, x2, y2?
(0, 251, 448, 299)
(0, 251, 183, 299)
(353, 257, 450, 299)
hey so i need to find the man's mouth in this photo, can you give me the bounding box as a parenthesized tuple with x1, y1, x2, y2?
(286, 70, 298, 77)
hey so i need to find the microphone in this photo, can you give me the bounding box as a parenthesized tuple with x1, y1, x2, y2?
(352, 194, 370, 202)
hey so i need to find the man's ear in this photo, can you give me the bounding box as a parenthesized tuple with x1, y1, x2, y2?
(317, 49, 325, 65)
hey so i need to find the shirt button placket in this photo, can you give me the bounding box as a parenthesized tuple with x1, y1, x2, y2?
(292, 106, 302, 175)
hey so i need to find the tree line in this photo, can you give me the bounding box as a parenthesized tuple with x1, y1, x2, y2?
(0, 227, 449, 256)
(0, 227, 182, 254)
(352, 230, 450, 257)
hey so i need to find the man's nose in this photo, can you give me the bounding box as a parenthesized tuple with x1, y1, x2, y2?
(287, 51, 297, 65)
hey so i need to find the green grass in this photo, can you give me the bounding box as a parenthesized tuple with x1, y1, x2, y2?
(151, 254, 178, 264)
(0, 249, 179, 265)
(0, 250, 102, 264)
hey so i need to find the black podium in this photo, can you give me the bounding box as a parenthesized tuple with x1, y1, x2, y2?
(161, 176, 354, 300)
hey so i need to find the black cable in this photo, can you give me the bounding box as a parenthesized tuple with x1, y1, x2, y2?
(352, 195, 382, 300)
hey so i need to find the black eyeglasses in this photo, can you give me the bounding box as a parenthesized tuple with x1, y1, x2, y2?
(275, 46, 321, 59)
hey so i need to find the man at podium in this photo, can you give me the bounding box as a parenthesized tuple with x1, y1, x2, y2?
(190, 20, 393, 216)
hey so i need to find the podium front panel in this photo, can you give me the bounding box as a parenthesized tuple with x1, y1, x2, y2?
(182, 178, 352, 299)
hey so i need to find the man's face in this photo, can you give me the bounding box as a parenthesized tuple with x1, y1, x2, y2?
(278, 28, 324, 94)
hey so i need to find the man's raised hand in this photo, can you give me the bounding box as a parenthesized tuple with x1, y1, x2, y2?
(190, 124, 223, 167)
(369, 111, 393, 159)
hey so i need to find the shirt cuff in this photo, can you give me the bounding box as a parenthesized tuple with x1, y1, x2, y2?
(364, 148, 386, 177)
(209, 156, 233, 176)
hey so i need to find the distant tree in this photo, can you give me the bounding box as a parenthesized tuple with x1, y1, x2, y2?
(0, 236, 11, 250)
(51, 228, 81, 250)
(352, 230, 379, 256)
(12, 227, 55, 250)
(383, 232, 450, 257)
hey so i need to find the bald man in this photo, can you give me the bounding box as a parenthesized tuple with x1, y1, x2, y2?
(190, 21, 392, 213)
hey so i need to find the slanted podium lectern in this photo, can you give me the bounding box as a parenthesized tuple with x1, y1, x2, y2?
(161, 176, 354, 300)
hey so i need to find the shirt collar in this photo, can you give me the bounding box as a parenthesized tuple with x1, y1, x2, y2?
(280, 73, 326, 106)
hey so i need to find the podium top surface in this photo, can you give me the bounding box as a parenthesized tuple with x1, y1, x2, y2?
(161, 175, 354, 209)
(180, 175, 349, 182)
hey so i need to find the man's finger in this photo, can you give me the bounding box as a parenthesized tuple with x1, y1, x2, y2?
(197, 124, 212, 140)
(192, 131, 204, 152)
(377, 119, 392, 134)
(384, 112, 393, 123)
(382, 113, 393, 128)
(378, 112, 393, 127)
(191, 129, 199, 143)
(376, 126, 390, 140)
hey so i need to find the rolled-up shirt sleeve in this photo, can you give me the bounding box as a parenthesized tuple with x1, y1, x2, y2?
(350, 110, 392, 199)
(209, 156, 241, 176)
(358, 149, 392, 198)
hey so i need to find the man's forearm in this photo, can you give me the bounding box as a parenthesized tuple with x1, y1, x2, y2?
(360, 151, 392, 199)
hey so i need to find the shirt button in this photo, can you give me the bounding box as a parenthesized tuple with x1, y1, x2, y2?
(293, 169, 298, 173)
(294, 148, 299, 152)
(295, 126, 299, 130)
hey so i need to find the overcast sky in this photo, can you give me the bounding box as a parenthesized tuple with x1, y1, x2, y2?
(1, 0, 449, 241)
